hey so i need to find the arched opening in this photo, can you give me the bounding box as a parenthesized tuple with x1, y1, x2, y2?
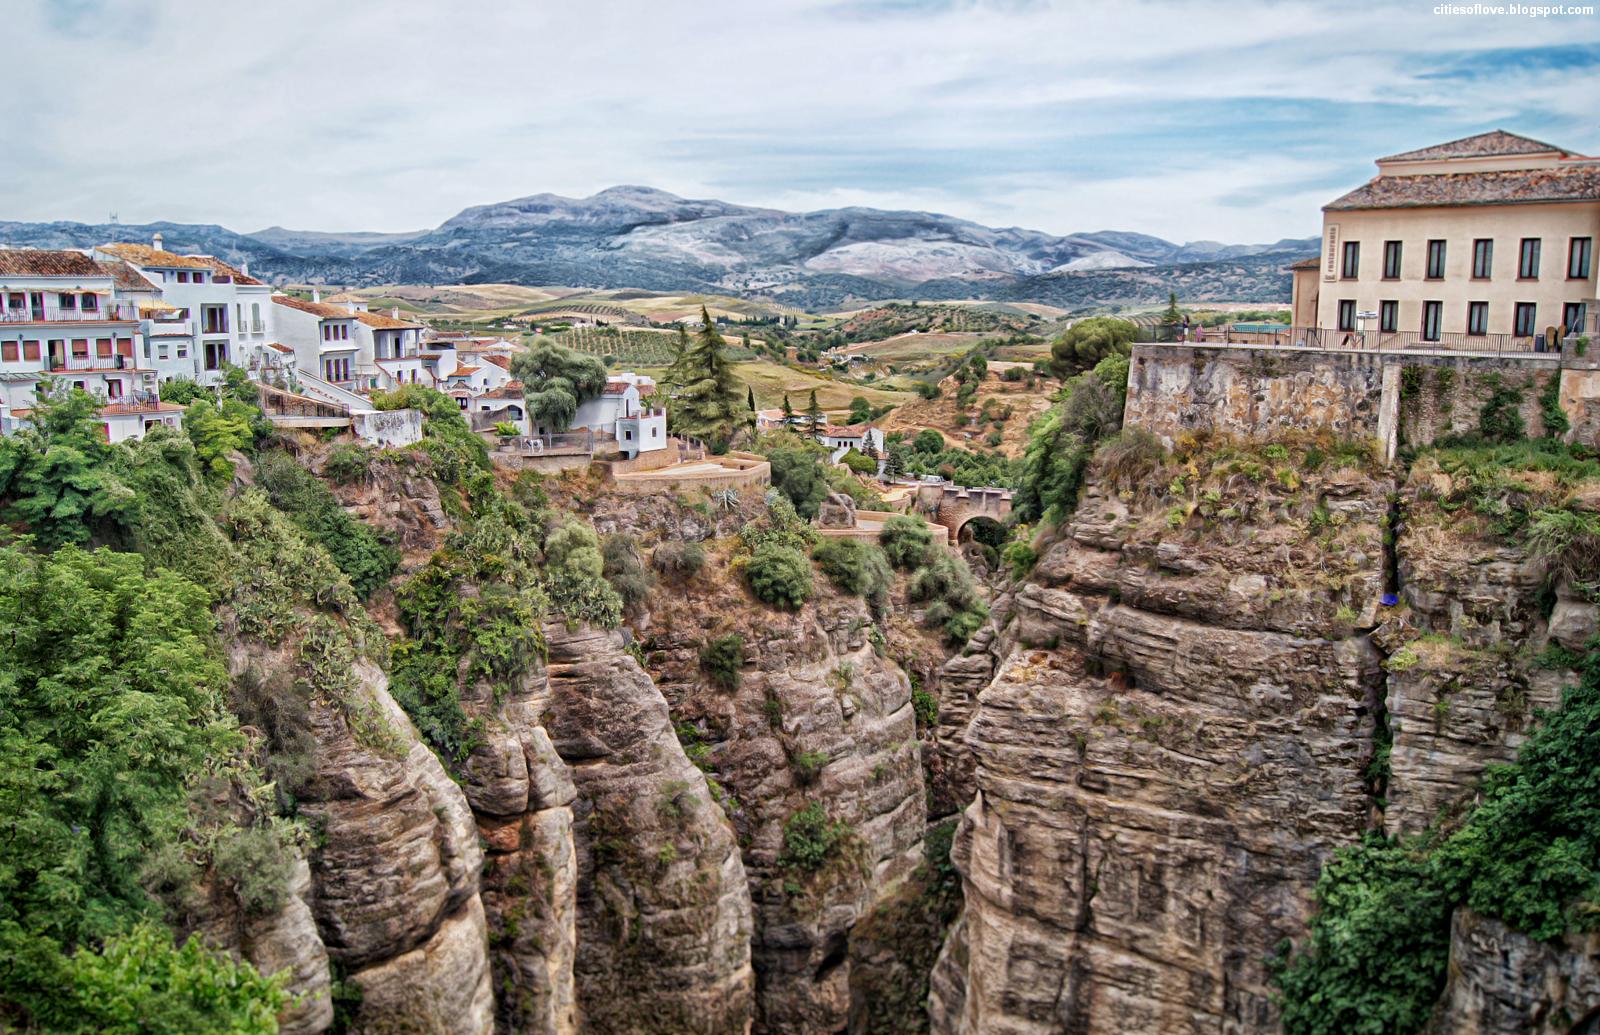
(956, 515, 1006, 548)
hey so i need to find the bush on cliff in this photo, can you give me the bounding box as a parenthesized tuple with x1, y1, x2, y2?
(701, 633, 745, 691)
(910, 551, 989, 646)
(879, 514, 936, 569)
(1014, 352, 1129, 526)
(746, 541, 813, 610)
(652, 540, 707, 581)
(811, 537, 893, 616)
(1047, 316, 1136, 378)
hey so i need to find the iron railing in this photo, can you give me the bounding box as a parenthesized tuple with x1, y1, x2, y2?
(1137, 324, 1550, 356)
(0, 302, 140, 323)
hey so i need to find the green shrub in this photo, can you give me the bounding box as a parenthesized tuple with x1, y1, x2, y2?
(841, 449, 878, 475)
(493, 420, 521, 437)
(792, 750, 830, 785)
(652, 540, 707, 580)
(912, 689, 939, 728)
(1001, 539, 1037, 579)
(778, 802, 853, 872)
(1476, 374, 1525, 443)
(767, 442, 831, 518)
(913, 429, 945, 454)
(910, 552, 989, 646)
(256, 450, 399, 599)
(880, 514, 936, 569)
(701, 634, 745, 691)
(321, 443, 371, 484)
(1539, 372, 1570, 439)
(811, 538, 893, 614)
(602, 534, 654, 609)
(746, 542, 813, 610)
(1048, 316, 1135, 377)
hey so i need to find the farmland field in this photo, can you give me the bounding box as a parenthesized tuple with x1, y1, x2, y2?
(843, 331, 990, 363)
(546, 326, 763, 366)
(631, 359, 913, 413)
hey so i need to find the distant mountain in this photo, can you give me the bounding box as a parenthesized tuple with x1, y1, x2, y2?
(0, 187, 1315, 309)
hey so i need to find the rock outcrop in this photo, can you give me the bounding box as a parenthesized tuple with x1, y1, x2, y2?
(638, 554, 926, 1034)
(1427, 909, 1600, 1035)
(541, 623, 757, 1035)
(929, 447, 1390, 1033)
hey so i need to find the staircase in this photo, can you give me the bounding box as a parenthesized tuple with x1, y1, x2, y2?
(293, 371, 372, 412)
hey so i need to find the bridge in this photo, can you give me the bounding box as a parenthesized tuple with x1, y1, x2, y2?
(915, 482, 1014, 543)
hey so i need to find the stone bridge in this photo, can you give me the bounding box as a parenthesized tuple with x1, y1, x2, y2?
(916, 483, 1014, 542)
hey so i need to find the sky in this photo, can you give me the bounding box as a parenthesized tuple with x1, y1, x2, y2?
(5, 0, 1599, 244)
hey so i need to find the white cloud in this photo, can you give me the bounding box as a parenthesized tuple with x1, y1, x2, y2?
(2, 0, 1597, 242)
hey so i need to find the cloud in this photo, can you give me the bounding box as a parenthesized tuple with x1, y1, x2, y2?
(2, 0, 1597, 243)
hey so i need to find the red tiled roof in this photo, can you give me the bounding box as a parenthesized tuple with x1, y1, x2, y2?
(355, 310, 422, 330)
(481, 382, 525, 399)
(1325, 162, 1600, 210)
(1379, 130, 1571, 163)
(99, 243, 213, 270)
(198, 256, 262, 286)
(602, 380, 636, 396)
(447, 365, 481, 377)
(0, 249, 107, 277)
(482, 354, 511, 370)
(95, 258, 159, 292)
(266, 342, 295, 354)
(1288, 256, 1319, 270)
(272, 295, 356, 319)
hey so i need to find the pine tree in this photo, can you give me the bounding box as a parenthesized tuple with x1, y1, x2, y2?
(1162, 291, 1183, 330)
(747, 385, 757, 412)
(805, 390, 823, 434)
(666, 306, 754, 447)
(782, 394, 794, 420)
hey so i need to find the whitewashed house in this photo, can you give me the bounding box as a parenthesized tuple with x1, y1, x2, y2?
(271, 293, 370, 391)
(818, 423, 885, 454)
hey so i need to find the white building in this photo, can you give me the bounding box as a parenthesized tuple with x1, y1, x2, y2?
(96, 236, 274, 385)
(271, 293, 370, 391)
(0, 248, 179, 443)
(818, 423, 885, 454)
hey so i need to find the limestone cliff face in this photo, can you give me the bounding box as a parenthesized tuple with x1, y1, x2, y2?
(929, 451, 1390, 1033)
(541, 623, 758, 1035)
(224, 634, 494, 1035)
(1427, 910, 1600, 1034)
(637, 556, 926, 1034)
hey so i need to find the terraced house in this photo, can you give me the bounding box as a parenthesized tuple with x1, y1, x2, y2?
(0, 248, 182, 441)
(1296, 130, 1600, 347)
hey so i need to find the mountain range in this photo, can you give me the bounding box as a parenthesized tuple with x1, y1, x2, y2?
(0, 186, 1315, 310)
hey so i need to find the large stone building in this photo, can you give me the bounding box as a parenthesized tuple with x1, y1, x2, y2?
(1295, 130, 1599, 346)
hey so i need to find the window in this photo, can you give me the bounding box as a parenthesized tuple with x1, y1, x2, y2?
(1426, 240, 1447, 279)
(1519, 238, 1541, 279)
(1337, 299, 1357, 331)
(201, 305, 228, 334)
(157, 343, 169, 361)
(192, 271, 206, 284)
(1467, 302, 1489, 336)
(1570, 238, 1593, 280)
(1515, 302, 1537, 337)
(107, 379, 123, 399)
(96, 338, 112, 358)
(23, 341, 40, 361)
(1471, 239, 1493, 279)
(116, 338, 133, 357)
(1566, 303, 1589, 334)
(176, 345, 188, 359)
(1422, 301, 1443, 342)
(58, 292, 77, 311)
(1379, 300, 1398, 333)
(1382, 241, 1402, 279)
(176, 271, 189, 284)
(80, 293, 98, 311)
(71, 338, 88, 358)
(251, 303, 262, 331)
(1, 342, 16, 362)
(1341, 241, 1360, 279)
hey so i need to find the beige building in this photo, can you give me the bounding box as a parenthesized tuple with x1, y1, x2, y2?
(1294, 130, 1599, 347)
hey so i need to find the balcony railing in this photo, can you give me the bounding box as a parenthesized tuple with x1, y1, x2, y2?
(50, 354, 145, 372)
(0, 302, 141, 323)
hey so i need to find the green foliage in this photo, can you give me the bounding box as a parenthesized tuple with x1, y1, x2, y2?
(766, 439, 831, 519)
(811, 537, 893, 616)
(156, 378, 206, 406)
(913, 429, 945, 454)
(0, 385, 133, 548)
(667, 307, 755, 447)
(256, 450, 399, 599)
(370, 384, 491, 499)
(493, 420, 521, 437)
(1476, 374, 1525, 443)
(778, 802, 853, 873)
(321, 443, 371, 484)
(1014, 353, 1129, 525)
(1276, 647, 1600, 1031)
(746, 541, 814, 610)
(1539, 371, 1570, 439)
(510, 339, 608, 433)
(792, 750, 830, 785)
(880, 514, 936, 570)
(739, 490, 818, 555)
(1048, 317, 1135, 378)
(601, 534, 655, 610)
(1000, 538, 1037, 579)
(841, 448, 878, 475)
(0, 545, 236, 947)
(183, 397, 263, 482)
(700, 633, 745, 691)
(909, 551, 989, 646)
(0, 922, 286, 1035)
(912, 688, 939, 728)
(651, 540, 707, 581)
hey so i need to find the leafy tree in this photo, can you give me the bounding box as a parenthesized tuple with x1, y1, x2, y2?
(1048, 317, 1136, 378)
(510, 339, 608, 433)
(255, 450, 398, 599)
(908, 551, 988, 644)
(0, 385, 132, 548)
(156, 378, 206, 406)
(913, 429, 945, 455)
(183, 397, 259, 481)
(1014, 353, 1128, 525)
(848, 396, 873, 425)
(0, 546, 236, 946)
(542, 518, 623, 627)
(812, 538, 893, 615)
(700, 634, 745, 690)
(1, 922, 286, 1035)
(666, 307, 753, 447)
(766, 442, 831, 519)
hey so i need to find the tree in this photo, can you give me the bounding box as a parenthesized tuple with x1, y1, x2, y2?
(183, 397, 258, 481)
(1048, 317, 1137, 378)
(0, 385, 133, 549)
(767, 444, 830, 519)
(1014, 353, 1129, 525)
(782, 394, 794, 421)
(745, 542, 813, 610)
(747, 385, 757, 412)
(847, 396, 873, 425)
(666, 307, 753, 447)
(1162, 291, 1183, 331)
(510, 339, 608, 433)
(913, 429, 945, 455)
(884, 445, 908, 479)
(805, 390, 824, 433)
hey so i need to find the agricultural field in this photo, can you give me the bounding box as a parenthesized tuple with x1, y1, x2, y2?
(879, 366, 1060, 458)
(544, 326, 764, 366)
(630, 359, 913, 414)
(842, 331, 991, 363)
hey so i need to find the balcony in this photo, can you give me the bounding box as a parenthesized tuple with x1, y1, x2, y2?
(0, 302, 140, 324)
(50, 354, 147, 373)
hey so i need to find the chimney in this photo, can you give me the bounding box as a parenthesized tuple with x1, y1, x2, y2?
(312, 288, 321, 303)
(241, 260, 249, 276)
(392, 307, 400, 319)
(152, 232, 163, 251)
